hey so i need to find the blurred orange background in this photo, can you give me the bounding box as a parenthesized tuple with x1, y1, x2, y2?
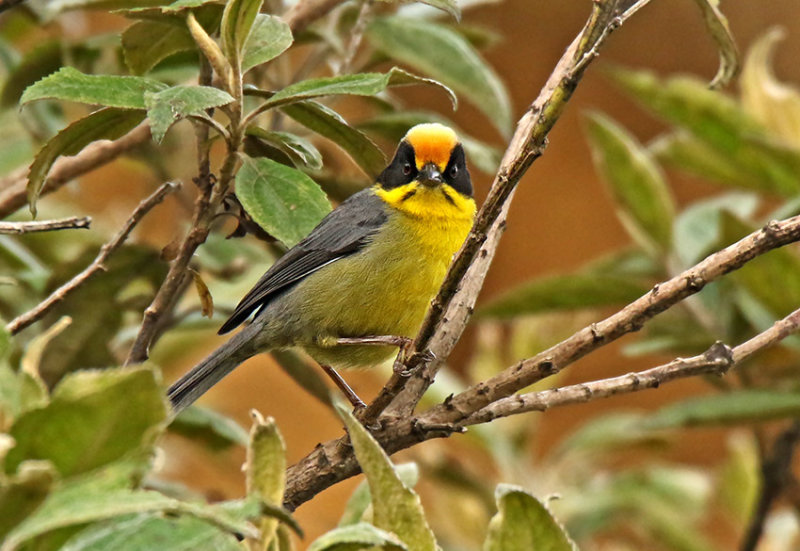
(26, 0, 800, 546)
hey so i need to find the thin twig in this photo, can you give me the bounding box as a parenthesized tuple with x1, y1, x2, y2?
(6, 182, 180, 335)
(0, 216, 90, 234)
(740, 420, 800, 551)
(0, 124, 152, 219)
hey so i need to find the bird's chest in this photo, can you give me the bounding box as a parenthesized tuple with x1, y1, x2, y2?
(305, 210, 472, 335)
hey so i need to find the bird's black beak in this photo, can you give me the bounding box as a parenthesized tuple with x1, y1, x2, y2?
(418, 163, 443, 187)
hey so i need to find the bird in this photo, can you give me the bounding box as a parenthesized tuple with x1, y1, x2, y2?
(168, 123, 476, 414)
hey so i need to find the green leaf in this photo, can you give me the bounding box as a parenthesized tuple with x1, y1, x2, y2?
(162, 0, 223, 11)
(0, 366, 48, 427)
(691, 0, 739, 89)
(3, 482, 259, 550)
(366, 16, 511, 136)
(337, 404, 438, 551)
(644, 390, 800, 429)
(220, 0, 262, 65)
(235, 156, 332, 248)
(26, 107, 146, 216)
(59, 513, 244, 551)
(5, 366, 168, 477)
(718, 433, 759, 524)
(246, 412, 286, 504)
(339, 463, 419, 527)
(478, 272, 648, 320)
(169, 405, 249, 449)
(262, 67, 456, 110)
(357, 110, 501, 174)
(245, 127, 323, 170)
(721, 212, 800, 318)
(484, 484, 577, 551)
(740, 28, 800, 148)
(0, 461, 58, 540)
(281, 101, 386, 179)
(308, 522, 408, 551)
(145, 85, 233, 142)
(612, 68, 800, 197)
(585, 112, 675, 255)
(246, 410, 286, 546)
(242, 14, 293, 73)
(650, 132, 799, 198)
(21, 66, 167, 109)
(672, 192, 759, 267)
(122, 20, 196, 75)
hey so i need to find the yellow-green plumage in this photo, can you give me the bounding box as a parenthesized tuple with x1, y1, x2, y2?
(168, 123, 476, 413)
(267, 183, 475, 367)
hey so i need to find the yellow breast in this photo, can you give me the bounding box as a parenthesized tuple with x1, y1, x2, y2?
(293, 184, 475, 368)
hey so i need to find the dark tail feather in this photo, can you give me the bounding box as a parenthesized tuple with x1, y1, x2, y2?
(168, 321, 263, 415)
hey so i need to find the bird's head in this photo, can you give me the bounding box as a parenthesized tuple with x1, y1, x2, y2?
(376, 123, 473, 205)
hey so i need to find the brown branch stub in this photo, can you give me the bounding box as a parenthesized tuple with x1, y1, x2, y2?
(6, 182, 180, 336)
(0, 216, 91, 234)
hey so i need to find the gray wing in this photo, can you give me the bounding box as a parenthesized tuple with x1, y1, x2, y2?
(218, 188, 387, 334)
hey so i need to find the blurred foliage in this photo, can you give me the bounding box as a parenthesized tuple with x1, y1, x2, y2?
(0, 0, 798, 549)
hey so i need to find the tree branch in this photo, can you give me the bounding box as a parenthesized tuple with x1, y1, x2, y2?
(0, 124, 152, 219)
(0, 216, 90, 234)
(6, 182, 180, 335)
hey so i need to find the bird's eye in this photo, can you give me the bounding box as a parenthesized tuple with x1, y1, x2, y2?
(450, 165, 459, 178)
(403, 163, 412, 176)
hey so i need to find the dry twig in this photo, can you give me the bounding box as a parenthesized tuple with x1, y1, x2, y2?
(6, 182, 180, 335)
(0, 216, 90, 234)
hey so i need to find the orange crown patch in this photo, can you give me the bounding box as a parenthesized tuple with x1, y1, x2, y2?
(404, 123, 459, 171)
